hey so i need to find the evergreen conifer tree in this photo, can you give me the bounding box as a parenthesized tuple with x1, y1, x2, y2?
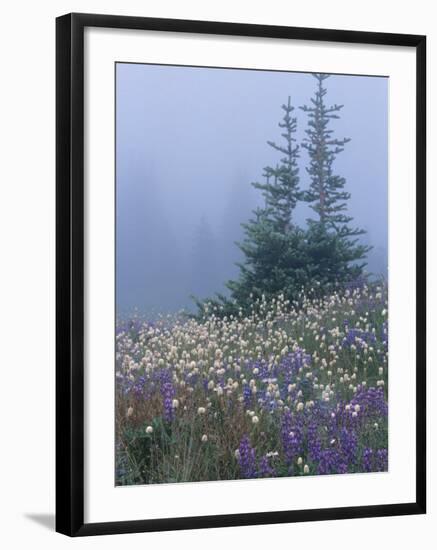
(300, 73, 370, 285)
(222, 97, 309, 311)
(252, 96, 301, 233)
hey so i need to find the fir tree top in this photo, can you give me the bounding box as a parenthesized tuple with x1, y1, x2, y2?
(300, 73, 362, 237)
(252, 96, 300, 233)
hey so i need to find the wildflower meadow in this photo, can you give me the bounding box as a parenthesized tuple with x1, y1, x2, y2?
(115, 68, 388, 485)
(116, 283, 388, 484)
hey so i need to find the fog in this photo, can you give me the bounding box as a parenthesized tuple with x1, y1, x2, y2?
(116, 63, 388, 316)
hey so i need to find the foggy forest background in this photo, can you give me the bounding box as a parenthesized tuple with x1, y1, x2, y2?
(116, 64, 388, 316)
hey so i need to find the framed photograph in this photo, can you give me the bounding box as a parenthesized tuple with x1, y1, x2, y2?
(56, 12, 426, 536)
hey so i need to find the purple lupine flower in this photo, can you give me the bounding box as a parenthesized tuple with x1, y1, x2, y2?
(362, 448, 374, 472)
(307, 423, 323, 462)
(375, 449, 388, 472)
(278, 350, 312, 384)
(339, 428, 358, 465)
(237, 435, 257, 479)
(350, 387, 388, 420)
(317, 448, 347, 475)
(361, 447, 387, 472)
(281, 410, 303, 465)
(243, 384, 253, 407)
(160, 375, 176, 422)
(256, 360, 271, 380)
(343, 328, 376, 348)
(162, 383, 175, 421)
(258, 455, 276, 478)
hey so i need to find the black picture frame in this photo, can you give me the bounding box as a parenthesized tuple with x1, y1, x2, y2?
(56, 12, 426, 537)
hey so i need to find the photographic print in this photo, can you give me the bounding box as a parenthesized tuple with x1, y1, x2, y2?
(115, 63, 389, 486)
(56, 14, 425, 535)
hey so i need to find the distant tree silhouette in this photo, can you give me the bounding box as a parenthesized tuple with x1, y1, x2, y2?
(190, 216, 221, 301)
(116, 163, 186, 314)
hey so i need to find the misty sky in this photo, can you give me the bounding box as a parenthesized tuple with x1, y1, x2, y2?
(116, 63, 388, 316)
